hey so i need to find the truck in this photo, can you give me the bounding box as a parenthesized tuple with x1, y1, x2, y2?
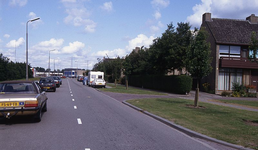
(87, 71, 104, 86)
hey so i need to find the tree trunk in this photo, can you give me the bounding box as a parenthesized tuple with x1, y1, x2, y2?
(194, 80, 199, 107)
(126, 80, 128, 90)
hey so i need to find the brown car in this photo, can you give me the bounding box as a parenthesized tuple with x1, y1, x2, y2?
(0, 80, 48, 122)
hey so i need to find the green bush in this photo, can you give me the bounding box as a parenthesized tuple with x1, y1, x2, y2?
(221, 91, 231, 97)
(128, 75, 192, 94)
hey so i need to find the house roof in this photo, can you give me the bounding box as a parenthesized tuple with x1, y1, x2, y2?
(204, 17, 258, 45)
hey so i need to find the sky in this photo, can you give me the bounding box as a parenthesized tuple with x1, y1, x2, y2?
(1, 0, 258, 71)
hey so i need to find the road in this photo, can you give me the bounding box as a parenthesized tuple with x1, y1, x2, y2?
(0, 78, 217, 150)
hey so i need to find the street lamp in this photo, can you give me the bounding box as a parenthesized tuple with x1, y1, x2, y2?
(26, 17, 40, 80)
(49, 49, 56, 76)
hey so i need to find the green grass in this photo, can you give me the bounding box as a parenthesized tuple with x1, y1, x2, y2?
(99, 83, 166, 95)
(210, 99, 258, 109)
(128, 98, 258, 150)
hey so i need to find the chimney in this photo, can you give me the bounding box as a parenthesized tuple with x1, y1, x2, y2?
(202, 13, 212, 23)
(246, 14, 258, 24)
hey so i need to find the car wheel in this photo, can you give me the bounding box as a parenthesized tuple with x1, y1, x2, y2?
(34, 109, 42, 122)
(53, 88, 56, 92)
(42, 102, 47, 112)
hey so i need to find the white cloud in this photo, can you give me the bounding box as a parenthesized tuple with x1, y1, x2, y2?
(61, 0, 76, 3)
(6, 37, 25, 48)
(9, 0, 27, 7)
(151, 0, 170, 8)
(153, 11, 161, 20)
(187, 0, 258, 28)
(91, 48, 126, 58)
(62, 1, 97, 33)
(61, 41, 85, 54)
(150, 21, 164, 33)
(126, 34, 155, 51)
(4, 34, 10, 38)
(101, 2, 113, 12)
(38, 38, 64, 47)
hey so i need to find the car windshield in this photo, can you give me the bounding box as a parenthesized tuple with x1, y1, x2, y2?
(0, 83, 36, 93)
(40, 78, 53, 83)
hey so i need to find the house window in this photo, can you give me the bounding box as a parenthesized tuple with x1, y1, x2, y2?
(242, 49, 247, 58)
(218, 68, 242, 91)
(219, 45, 241, 58)
(249, 49, 258, 58)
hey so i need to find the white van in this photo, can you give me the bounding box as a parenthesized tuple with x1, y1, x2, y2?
(87, 71, 104, 86)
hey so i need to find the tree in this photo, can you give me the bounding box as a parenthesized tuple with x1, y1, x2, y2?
(187, 28, 212, 107)
(173, 22, 192, 74)
(248, 31, 258, 61)
(148, 23, 177, 74)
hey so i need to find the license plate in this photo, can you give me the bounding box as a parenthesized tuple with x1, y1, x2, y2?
(0, 102, 20, 107)
(98, 83, 102, 85)
(44, 87, 50, 89)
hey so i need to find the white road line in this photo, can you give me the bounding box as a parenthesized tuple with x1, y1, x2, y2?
(77, 118, 82, 124)
(85, 148, 90, 150)
(71, 94, 73, 96)
(72, 99, 75, 101)
(74, 106, 77, 109)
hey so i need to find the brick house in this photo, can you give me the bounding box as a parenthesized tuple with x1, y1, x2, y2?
(201, 13, 258, 94)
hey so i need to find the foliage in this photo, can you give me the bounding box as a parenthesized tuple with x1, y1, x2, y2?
(221, 91, 231, 97)
(93, 56, 123, 82)
(128, 75, 192, 94)
(187, 28, 212, 80)
(35, 67, 46, 72)
(0, 53, 32, 81)
(232, 82, 247, 97)
(202, 82, 210, 92)
(248, 31, 258, 61)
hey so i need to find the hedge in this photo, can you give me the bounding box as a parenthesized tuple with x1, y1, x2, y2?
(127, 75, 192, 94)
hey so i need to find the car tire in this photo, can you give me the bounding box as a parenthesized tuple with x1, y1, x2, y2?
(34, 109, 42, 122)
(53, 88, 56, 92)
(42, 102, 47, 112)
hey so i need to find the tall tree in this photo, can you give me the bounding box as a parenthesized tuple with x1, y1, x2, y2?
(173, 22, 192, 74)
(248, 31, 258, 61)
(187, 28, 212, 107)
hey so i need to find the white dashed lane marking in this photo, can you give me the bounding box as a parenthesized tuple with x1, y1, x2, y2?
(74, 106, 77, 109)
(77, 118, 82, 124)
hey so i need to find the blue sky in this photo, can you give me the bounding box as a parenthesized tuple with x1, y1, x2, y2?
(1, 0, 258, 71)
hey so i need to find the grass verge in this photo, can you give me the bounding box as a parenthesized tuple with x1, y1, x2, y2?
(210, 99, 258, 109)
(127, 98, 258, 150)
(99, 83, 166, 95)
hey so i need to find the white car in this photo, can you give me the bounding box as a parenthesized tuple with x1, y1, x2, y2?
(92, 79, 106, 88)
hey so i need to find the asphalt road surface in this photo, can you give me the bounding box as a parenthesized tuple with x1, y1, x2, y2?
(0, 78, 218, 150)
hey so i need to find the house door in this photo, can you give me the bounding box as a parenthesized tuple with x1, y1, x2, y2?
(251, 70, 258, 92)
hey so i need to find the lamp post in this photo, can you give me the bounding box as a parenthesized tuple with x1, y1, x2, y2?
(26, 17, 40, 80)
(49, 49, 56, 76)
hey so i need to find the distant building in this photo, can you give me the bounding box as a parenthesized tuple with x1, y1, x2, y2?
(63, 68, 85, 78)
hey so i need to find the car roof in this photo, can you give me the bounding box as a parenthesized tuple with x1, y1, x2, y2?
(0, 80, 34, 84)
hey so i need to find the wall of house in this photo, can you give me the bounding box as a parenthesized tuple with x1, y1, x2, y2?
(200, 23, 217, 93)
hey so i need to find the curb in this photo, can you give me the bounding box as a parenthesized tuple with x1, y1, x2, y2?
(122, 101, 253, 150)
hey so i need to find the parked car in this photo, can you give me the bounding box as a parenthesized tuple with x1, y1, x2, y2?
(56, 76, 62, 85)
(0, 80, 48, 122)
(39, 78, 56, 92)
(77, 76, 84, 82)
(92, 79, 106, 88)
(48, 76, 60, 87)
